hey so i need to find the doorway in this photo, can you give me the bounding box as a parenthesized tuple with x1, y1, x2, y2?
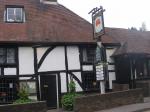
(40, 74, 58, 108)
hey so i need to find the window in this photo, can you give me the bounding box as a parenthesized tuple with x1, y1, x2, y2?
(5, 6, 25, 22)
(81, 46, 96, 63)
(82, 72, 99, 91)
(0, 77, 18, 103)
(0, 48, 16, 65)
(19, 80, 37, 100)
(135, 58, 150, 79)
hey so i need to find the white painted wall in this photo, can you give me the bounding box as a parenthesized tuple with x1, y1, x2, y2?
(37, 47, 48, 63)
(19, 77, 32, 80)
(38, 47, 66, 72)
(109, 72, 116, 89)
(106, 48, 117, 89)
(19, 47, 34, 75)
(60, 73, 67, 93)
(72, 72, 82, 92)
(108, 65, 115, 70)
(82, 65, 93, 71)
(67, 46, 80, 70)
(106, 48, 116, 63)
(4, 68, 16, 75)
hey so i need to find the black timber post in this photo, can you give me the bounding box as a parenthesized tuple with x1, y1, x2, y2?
(64, 46, 69, 92)
(33, 47, 40, 100)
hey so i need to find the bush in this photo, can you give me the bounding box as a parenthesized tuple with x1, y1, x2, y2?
(13, 98, 32, 104)
(68, 80, 76, 93)
(61, 80, 81, 111)
(61, 93, 79, 111)
(14, 83, 33, 104)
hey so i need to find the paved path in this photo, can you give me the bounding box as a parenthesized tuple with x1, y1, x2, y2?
(96, 102, 150, 112)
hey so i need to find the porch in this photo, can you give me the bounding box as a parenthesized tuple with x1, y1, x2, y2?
(113, 54, 150, 96)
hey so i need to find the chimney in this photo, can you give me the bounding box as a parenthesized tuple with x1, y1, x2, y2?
(40, 0, 58, 5)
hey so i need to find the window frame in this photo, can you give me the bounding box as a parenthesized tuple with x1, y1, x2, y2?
(80, 45, 96, 64)
(0, 47, 17, 66)
(82, 71, 99, 92)
(136, 58, 150, 79)
(5, 5, 25, 23)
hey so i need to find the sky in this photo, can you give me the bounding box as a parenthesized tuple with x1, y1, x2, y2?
(58, 0, 150, 30)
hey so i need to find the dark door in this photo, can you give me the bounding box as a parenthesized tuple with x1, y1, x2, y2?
(40, 75, 57, 108)
(115, 57, 131, 84)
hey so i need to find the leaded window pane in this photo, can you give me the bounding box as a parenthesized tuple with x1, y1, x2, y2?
(82, 46, 96, 63)
(7, 48, 15, 64)
(6, 7, 24, 22)
(0, 48, 5, 64)
(0, 68, 1, 75)
(15, 8, 23, 22)
(7, 8, 15, 22)
(0, 56, 5, 64)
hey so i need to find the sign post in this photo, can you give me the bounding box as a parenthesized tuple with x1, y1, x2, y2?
(89, 6, 105, 94)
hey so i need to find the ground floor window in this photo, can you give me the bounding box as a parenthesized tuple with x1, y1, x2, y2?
(19, 79, 37, 100)
(135, 58, 150, 79)
(0, 77, 18, 104)
(82, 72, 99, 92)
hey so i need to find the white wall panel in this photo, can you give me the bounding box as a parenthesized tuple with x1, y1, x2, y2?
(4, 68, 16, 75)
(109, 72, 116, 89)
(60, 73, 67, 93)
(37, 47, 48, 63)
(38, 47, 65, 72)
(72, 72, 82, 92)
(106, 48, 116, 63)
(19, 47, 34, 75)
(19, 77, 32, 80)
(82, 65, 93, 71)
(67, 46, 80, 70)
(108, 65, 115, 70)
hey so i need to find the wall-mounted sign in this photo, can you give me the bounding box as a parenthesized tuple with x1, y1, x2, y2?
(96, 64, 104, 81)
(92, 7, 105, 39)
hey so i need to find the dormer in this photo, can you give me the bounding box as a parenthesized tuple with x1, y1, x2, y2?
(40, 0, 58, 5)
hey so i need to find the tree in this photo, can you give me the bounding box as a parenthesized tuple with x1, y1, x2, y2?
(139, 22, 147, 31)
(130, 27, 138, 31)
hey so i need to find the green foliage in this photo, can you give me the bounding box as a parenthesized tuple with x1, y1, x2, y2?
(13, 98, 32, 104)
(61, 80, 81, 111)
(61, 93, 79, 111)
(18, 87, 29, 100)
(68, 80, 76, 93)
(14, 82, 32, 104)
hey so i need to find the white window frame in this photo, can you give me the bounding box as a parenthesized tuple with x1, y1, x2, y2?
(6, 7, 24, 22)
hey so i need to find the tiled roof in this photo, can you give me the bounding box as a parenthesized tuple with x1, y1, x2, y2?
(102, 28, 150, 56)
(0, 0, 95, 44)
(1, 0, 150, 56)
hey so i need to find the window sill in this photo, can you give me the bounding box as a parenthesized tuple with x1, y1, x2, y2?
(5, 21, 25, 23)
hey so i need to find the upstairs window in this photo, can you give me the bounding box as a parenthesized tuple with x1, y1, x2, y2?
(81, 46, 96, 63)
(5, 6, 25, 23)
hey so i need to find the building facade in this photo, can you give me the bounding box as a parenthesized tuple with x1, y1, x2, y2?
(1, 0, 150, 109)
(0, 0, 99, 108)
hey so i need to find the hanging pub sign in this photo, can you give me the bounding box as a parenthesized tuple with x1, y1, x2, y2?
(92, 6, 105, 39)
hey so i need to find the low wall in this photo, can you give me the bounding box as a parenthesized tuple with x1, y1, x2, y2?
(113, 83, 129, 91)
(136, 80, 150, 97)
(0, 101, 47, 112)
(74, 89, 143, 112)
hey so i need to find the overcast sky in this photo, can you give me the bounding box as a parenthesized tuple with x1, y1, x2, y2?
(58, 0, 150, 30)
